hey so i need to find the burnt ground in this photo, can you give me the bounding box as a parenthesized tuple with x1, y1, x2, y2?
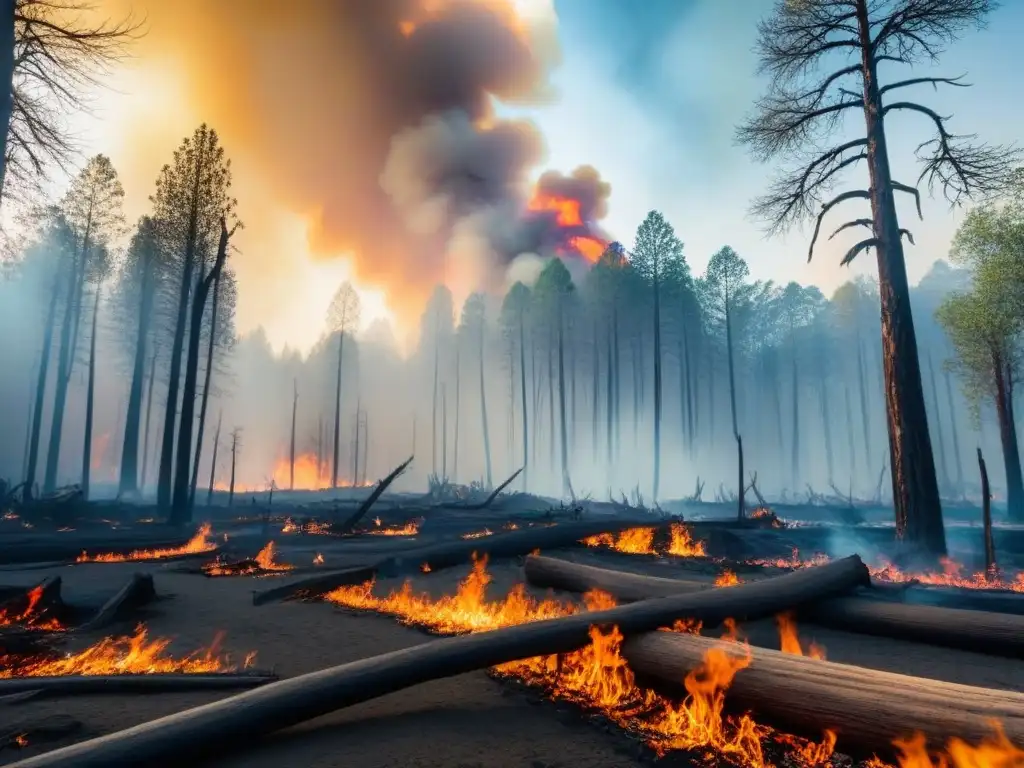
(0, 511, 1022, 767)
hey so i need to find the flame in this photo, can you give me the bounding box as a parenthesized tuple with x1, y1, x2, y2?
(0, 586, 63, 630)
(749, 507, 785, 529)
(0, 624, 255, 677)
(504, 522, 520, 531)
(281, 518, 332, 535)
(715, 570, 741, 587)
(870, 558, 1024, 594)
(462, 528, 493, 540)
(667, 523, 707, 557)
(322, 555, 1022, 768)
(568, 235, 607, 263)
(313, 552, 324, 565)
(76, 523, 216, 563)
(203, 541, 294, 576)
(366, 519, 421, 536)
(528, 193, 583, 227)
(271, 452, 331, 491)
(775, 613, 826, 660)
(399, 19, 416, 36)
(90, 431, 111, 472)
(747, 548, 831, 570)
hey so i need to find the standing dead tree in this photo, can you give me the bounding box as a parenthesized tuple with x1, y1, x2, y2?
(737, 0, 1017, 557)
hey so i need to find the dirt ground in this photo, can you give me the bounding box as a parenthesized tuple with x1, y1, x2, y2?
(2, 535, 1023, 768)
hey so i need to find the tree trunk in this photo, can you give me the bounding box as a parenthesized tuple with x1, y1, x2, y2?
(332, 332, 345, 488)
(631, 337, 641, 449)
(80, 288, 101, 500)
(453, 345, 461, 481)
(24, 274, 60, 501)
(856, 332, 872, 472)
(605, 314, 615, 472)
(519, 310, 529, 492)
(791, 349, 800, 489)
(289, 379, 297, 491)
(189, 270, 222, 504)
(441, 384, 447, 480)
(207, 411, 221, 505)
(818, 359, 834, 484)
(228, 434, 237, 507)
(992, 352, 1024, 521)
(140, 346, 158, 493)
(652, 279, 662, 502)
(844, 385, 858, 489)
(557, 304, 571, 497)
(612, 306, 621, 463)
(943, 368, 965, 494)
(0, 0, 14, 205)
(478, 328, 493, 489)
(926, 353, 950, 494)
(592, 322, 601, 468)
(118, 250, 155, 497)
(431, 326, 439, 478)
(856, 1, 945, 555)
(353, 399, 361, 487)
(171, 222, 229, 521)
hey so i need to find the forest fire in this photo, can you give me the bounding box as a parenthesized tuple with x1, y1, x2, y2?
(747, 549, 831, 570)
(75, 523, 216, 563)
(776, 613, 826, 660)
(869, 558, 1024, 593)
(0, 586, 63, 631)
(323, 557, 1009, 767)
(281, 518, 332, 535)
(582, 524, 706, 558)
(715, 570, 741, 587)
(0, 624, 255, 678)
(366, 517, 421, 536)
(526, 188, 609, 264)
(271, 453, 329, 491)
(202, 542, 293, 576)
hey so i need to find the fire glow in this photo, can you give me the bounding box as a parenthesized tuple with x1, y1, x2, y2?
(203, 541, 293, 576)
(323, 557, 1015, 768)
(76, 523, 216, 563)
(0, 624, 255, 678)
(366, 517, 421, 536)
(0, 586, 63, 631)
(581, 524, 707, 558)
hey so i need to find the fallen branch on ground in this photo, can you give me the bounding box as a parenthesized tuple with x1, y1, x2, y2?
(622, 631, 1024, 758)
(440, 468, 524, 510)
(8, 557, 869, 767)
(523, 555, 1024, 659)
(0, 671, 278, 697)
(333, 456, 414, 535)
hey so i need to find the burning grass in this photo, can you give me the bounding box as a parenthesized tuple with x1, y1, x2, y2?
(75, 523, 216, 563)
(281, 518, 332, 535)
(0, 586, 63, 631)
(365, 517, 421, 536)
(203, 541, 294, 577)
(324, 557, 1017, 767)
(869, 558, 1024, 594)
(0, 624, 255, 678)
(582, 523, 707, 558)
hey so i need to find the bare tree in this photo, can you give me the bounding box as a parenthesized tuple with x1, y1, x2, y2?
(737, 0, 1017, 556)
(326, 281, 360, 488)
(2, 1, 140, 203)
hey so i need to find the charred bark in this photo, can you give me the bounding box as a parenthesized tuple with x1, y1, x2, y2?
(992, 351, 1024, 521)
(189, 268, 222, 504)
(80, 288, 100, 499)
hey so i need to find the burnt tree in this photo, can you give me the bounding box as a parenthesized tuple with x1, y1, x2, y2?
(737, 0, 1016, 555)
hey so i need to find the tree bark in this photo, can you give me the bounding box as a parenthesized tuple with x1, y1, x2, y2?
(118, 246, 155, 497)
(992, 352, 1024, 521)
(26, 557, 869, 768)
(652, 279, 662, 503)
(622, 631, 1024, 759)
(189, 269, 222, 504)
(24, 274, 60, 501)
(855, 0, 945, 555)
(80, 288, 100, 500)
(206, 411, 221, 505)
(332, 332, 346, 488)
(479, 326, 493, 489)
(944, 368, 965, 495)
(140, 345, 159, 493)
(0, 0, 14, 202)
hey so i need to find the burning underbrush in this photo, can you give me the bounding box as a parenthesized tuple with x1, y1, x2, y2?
(203, 541, 294, 577)
(0, 624, 255, 678)
(582, 524, 707, 558)
(281, 518, 332, 535)
(75, 523, 216, 563)
(0, 586, 63, 631)
(324, 557, 1014, 768)
(364, 517, 421, 536)
(869, 558, 1024, 594)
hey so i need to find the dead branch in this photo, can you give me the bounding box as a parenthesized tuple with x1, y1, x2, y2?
(746, 472, 767, 507)
(806, 190, 871, 261)
(12, 557, 869, 768)
(977, 448, 996, 579)
(73, 573, 155, 633)
(441, 467, 523, 511)
(334, 456, 413, 534)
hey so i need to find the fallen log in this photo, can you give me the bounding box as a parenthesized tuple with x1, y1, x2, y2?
(8, 556, 870, 767)
(0, 691, 42, 706)
(375, 517, 659, 579)
(0, 532, 203, 565)
(524, 555, 1024, 659)
(0, 671, 278, 697)
(333, 456, 414, 535)
(251, 565, 377, 606)
(73, 573, 156, 633)
(621, 631, 1024, 758)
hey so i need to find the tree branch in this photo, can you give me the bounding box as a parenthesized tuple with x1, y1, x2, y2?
(841, 237, 879, 266)
(828, 218, 873, 240)
(807, 190, 872, 263)
(891, 181, 924, 219)
(878, 74, 969, 97)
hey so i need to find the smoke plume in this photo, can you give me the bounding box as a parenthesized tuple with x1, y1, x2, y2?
(100, 0, 613, 325)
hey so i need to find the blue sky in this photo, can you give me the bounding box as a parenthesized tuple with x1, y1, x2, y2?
(511, 0, 1024, 297)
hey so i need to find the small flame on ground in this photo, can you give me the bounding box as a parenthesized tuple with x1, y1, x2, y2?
(870, 558, 1024, 594)
(746, 548, 831, 570)
(775, 613, 826, 660)
(0, 624, 256, 677)
(715, 570, 741, 587)
(281, 518, 332, 535)
(0, 586, 63, 630)
(366, 519, 421, 536)
(204, 542, 294, 576)
(462, 528, 493, 540)
(668, 523, 707, 557)
(313, 553, 324, 565)
(583, 524, 705, 558)
(76, 524, 216, 563)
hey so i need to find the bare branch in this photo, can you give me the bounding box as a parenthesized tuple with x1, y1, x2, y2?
(840, 237, 879, 266)
(900, 228, 916, 245)
(891, 180, 924, 219)
(828, 218, 873, 240)
(872, 0, 994, 64)
(807, 190, 872, 263)
(878, 74, 970, 97)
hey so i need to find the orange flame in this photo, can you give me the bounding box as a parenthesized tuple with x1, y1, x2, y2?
(203, 541, 294, 576)
(366, 518, 421, 536)
(715, 570, 741, 587)
(462, 528, 493, 540)
(0, 624, 255, 677)
(775, 612, 826, 660)
(271, 452, 330, 491)
(528, 193, 583, 227)
(313, 552, 324, 565)
(0, 586, 63, 630)
(583, 524, 705, 558)
(76, 523, 216, 563)
(667, 523, 707, 557)
(870, 558, 1024, 594)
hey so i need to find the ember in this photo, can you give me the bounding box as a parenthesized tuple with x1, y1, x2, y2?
(870, 558, 1024, 594)
(366, 518, 421, 536)
(313, 553, 324, 565)
(203, 542, 294, 576)
(747, 548, 831, 570)
(0, 624, 255, 677)
(76, 523, 215, 563)
(0, 586, 63, 630)
(462, 528, 493, 540)
(281, 518, 331, 535)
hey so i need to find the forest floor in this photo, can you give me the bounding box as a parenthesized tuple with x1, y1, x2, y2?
(0, 500, 1022, 767)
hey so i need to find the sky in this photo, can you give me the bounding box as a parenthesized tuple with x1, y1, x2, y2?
(69, 0, 1024, 356)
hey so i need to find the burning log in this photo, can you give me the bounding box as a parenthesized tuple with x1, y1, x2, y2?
(524, 555, 1024, 659)
(621, 631, 1024, 758)
(74, 523, 217, 564)
(333, 456, 414, 535)
(0, 671, 277, 697)
(74, 574, 156, 633)
(7, 556, 869, 768)
(203, 542, 294, 577)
